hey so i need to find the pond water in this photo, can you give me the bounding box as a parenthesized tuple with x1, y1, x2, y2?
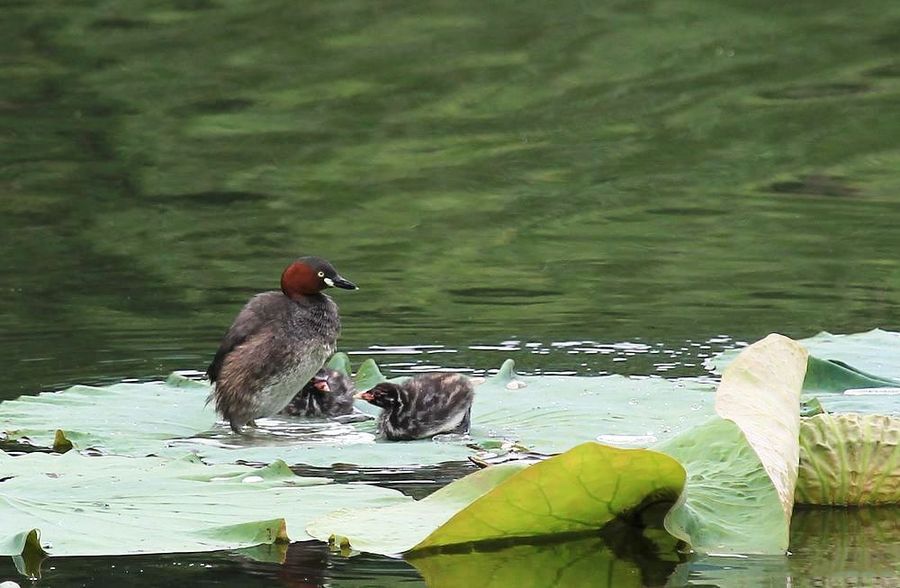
(2, 0, 900, 585)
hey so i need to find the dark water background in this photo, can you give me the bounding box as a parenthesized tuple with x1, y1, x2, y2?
(2, 0, 900, 585)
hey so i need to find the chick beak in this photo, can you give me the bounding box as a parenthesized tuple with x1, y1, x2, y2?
(354, 391, 375, 402)
(326, 274, 357, 290)
(313, 379, 330, 393)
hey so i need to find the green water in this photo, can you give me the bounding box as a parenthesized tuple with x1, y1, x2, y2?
(2, 0, 900, 585)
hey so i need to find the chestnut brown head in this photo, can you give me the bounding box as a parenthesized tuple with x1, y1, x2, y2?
(280, 256, 357, 300)
(355, 382, 402, 409)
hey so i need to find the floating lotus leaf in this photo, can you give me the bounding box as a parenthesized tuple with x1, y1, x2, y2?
(707, 330, 900, 416)
(2, 333, 899, 566)
(802, 356, 900, 394)
(307, 442, 685, 555)
(709, 329, 900, 384)
(0, 450, 408, 561)
(657, 334, 805, 554)
(0, 376, 216, 456)
(657, 418, 790, 554)
(353, 358, 388, 391)
(325, 353, 352, 377)
(796, 413, 900, 505)
(804, 388, 900, 416)
(0, 361, 715, 468)
(307, 462, 530, 555)
(321, 360, 829, 556)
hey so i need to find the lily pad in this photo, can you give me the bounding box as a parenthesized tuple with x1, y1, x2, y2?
(414, 443, 684, 552)
(802, 356, 900, 394)
(708, 329, 900, 383)
(325, 352, 352, 377)
(803, 387, 900, 416)
(796, 413, 900, 505)
(657, 418, 792, 554)
(0, 450, 408, 560)
(799, 330, 900, 379)
(0, 376, 216, 456)
(707, 330, 900, 417)
(0, 363, 716, 468)
(307, 462, 530, 555)
(307, 442, 685, 555)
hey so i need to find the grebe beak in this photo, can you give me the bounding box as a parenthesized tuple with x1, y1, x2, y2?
(326, 275, 357, 290)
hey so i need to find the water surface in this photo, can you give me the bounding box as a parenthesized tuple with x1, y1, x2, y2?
(2, 0, 900, 585)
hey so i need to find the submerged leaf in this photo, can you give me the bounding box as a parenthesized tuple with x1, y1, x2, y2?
(796, 413, 900, 505)
(307, 442, 685, 555)
(231, 541, 289, 565)
(673, 507, 900, 586)
(0, 451, 408, 558)
(788, 507, 900, 579)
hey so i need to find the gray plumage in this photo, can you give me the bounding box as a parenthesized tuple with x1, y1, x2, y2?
(281, 368, 356, 418)
(207, 256, 355, 432)
(361, 373, 475, 441)
(207, 291, 341, 432)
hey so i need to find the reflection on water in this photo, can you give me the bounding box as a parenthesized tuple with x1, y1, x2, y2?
(0, 543, 425, 588)
(411, 536, 675, 588)
(176, 416, 377, 449)
(408, 507, 683, 587)
(675, 508, 900, 587)
(3, 0, 900, 585)
(4, 0, 900, 400)
(788, 507, 900, 584)
(3, 507, 895, 586)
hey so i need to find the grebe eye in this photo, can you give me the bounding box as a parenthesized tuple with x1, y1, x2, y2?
(317, 271, 325, 278)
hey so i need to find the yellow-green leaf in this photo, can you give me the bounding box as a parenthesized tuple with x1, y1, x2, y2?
(307, 442, 685, 555)
(415, 443, 684, 551)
